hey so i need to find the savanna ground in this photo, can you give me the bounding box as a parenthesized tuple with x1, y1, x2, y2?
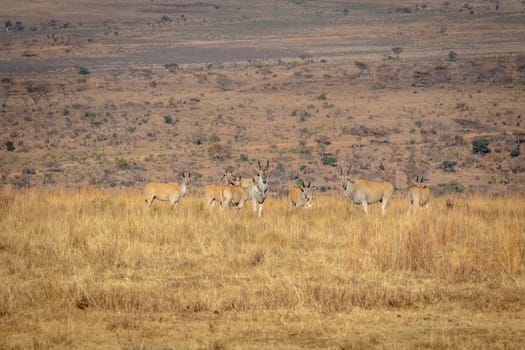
(1, 0, 525, 348)
(1, 187, 524, 349)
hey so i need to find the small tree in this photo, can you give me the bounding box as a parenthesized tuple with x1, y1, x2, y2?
(472, 138, 490, 154)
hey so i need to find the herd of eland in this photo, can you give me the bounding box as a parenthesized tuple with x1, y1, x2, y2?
(144, 160, 431, 216)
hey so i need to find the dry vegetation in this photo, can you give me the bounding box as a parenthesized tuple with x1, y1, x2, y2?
(1, 0, 525, 348)
(1, 187, 524, 348)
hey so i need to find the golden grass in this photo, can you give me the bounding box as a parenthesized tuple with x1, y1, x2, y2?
(1, 187, 524, 349)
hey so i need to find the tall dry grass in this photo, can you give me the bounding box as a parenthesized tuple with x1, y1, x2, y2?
(1, 186, 524, 348)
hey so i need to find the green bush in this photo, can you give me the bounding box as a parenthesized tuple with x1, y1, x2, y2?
(321, 155, 337, 166)
(78, 67, 91, 75)
(472, 138, 490, 154)
(163, 115, 173, 124)
(510, 148, 520, 157)
(5, 141, 15, 152)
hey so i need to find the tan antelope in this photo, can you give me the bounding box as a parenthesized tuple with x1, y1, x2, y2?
(220, 176, 250, 210)
(144, 171, 191, 208)
(288, 181, 313, 209)
(204, 170, 237, 210)
(408, 176, 430, 214)
(339, 165, 394, 216)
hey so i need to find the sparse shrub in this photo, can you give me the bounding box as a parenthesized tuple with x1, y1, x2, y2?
(208, 133, 220, 143)
(355, 61, 370, 74)
(472, 138, 490, 154)
(391, 47, 404, 57)
(441, 160, 457, 173)
(208, 143, 231, 161)
(391, 7, 412, 13)
(455, 102, 468, 112)
(78, 67, 91, 75)
(5, 141, 15, 152)
(448, 51, 458, 62)
(379, 163, 385, 171)
(116, 158, 128, 170)
(161, 15, 172, 23)
(163, 115, 173, 124)
(510, 148, 520, 157)
(321, 155, 337, 166)
(165, 63, 179, 72)
(434, 182, 465, 196)
(14, 21, 24, 32)
(239, 154, 249, 162)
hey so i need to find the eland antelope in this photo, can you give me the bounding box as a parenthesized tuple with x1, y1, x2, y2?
(408, 176, 430, 213)
(288, 181, 313, 209)
(145, 171, 191, 208)
(339, 166, 393, 216)
(220, 176, 250, 210)
(246, 160, 271, 217)
(231, 160, 271, 217)
(204, 170, 237, 210)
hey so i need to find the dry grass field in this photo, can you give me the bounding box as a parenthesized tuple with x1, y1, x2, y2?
(1, 0, 525, 348)
(1, 187, 524, 349)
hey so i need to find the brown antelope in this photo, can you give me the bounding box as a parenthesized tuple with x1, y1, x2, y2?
(288, 181, 313, 209)
(408, 176, 430, 214)
(144, 171, 191, 208)
(220, 176, 250, 210)
(339, 165, 394, 216)
(204, 170, 237, 210)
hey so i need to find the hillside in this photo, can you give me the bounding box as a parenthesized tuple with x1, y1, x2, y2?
(1, 0, 524, 195)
